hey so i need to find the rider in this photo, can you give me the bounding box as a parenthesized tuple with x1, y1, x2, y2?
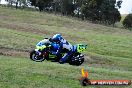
(50, 34, 73, 64)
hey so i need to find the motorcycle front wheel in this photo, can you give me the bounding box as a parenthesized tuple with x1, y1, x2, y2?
(30, 50, 45, 62)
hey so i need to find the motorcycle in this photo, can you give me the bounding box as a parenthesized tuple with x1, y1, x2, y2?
(30, 42, 87, 66)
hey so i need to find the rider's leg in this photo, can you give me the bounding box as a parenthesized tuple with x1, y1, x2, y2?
(59, 50, 73, 64)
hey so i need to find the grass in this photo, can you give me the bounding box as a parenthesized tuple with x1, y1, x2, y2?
(0, 56, 132, 88)
(0, 6, 132, 88)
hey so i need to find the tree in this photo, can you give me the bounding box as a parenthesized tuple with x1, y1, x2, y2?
(81, 0, 98, 21)
(20, 0, 29, 7)
(53, 0, 61, 14)
(101, 0, 121, 25)
(6, 0, 29, 9)
(60, 0, 73, 15)
(30, 0, 53, 11)
(15, 0, 19, 9)
(116, 0, 122, 9)
(123, 14, 132, 29)
(5, 0, 19, 9)
(81, 0, 122, 25)
(6, 0, 14, 7)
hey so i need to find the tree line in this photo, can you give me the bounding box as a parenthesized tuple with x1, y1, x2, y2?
(4, 0, 30, 9)
(29, 0, 123, 26)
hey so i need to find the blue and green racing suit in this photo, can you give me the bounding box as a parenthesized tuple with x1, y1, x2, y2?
(51, 35, 73, 64)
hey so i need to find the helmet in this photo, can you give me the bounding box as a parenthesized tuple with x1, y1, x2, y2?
(51, 34, 62, 43)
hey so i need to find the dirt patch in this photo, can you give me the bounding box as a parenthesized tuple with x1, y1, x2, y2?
(0, 46, 29, 58)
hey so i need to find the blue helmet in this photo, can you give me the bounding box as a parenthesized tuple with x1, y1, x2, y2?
(51, 34, 62, 43)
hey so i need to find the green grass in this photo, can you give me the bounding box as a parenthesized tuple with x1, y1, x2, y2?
(0, 56, 131, 88)
(0, 6, 132, 88)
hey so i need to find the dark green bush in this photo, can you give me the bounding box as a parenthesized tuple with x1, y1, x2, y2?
(123, 14, 132, 29)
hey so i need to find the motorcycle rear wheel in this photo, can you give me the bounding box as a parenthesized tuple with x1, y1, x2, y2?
(69, 53, 84, 66)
